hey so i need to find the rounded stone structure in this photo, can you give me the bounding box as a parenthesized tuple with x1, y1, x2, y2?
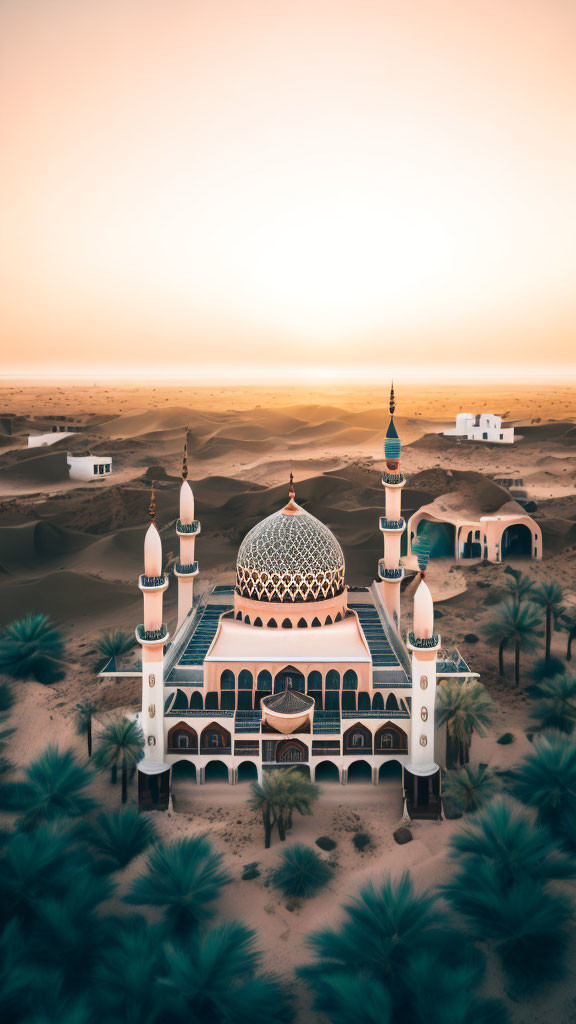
(261, 688, 315, 734)
(236, 498, 345, 603)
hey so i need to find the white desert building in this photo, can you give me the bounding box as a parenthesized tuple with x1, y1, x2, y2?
(444, 413, 514, 444)
(67, 454, 112, 481)
(102, 392, 478, 818)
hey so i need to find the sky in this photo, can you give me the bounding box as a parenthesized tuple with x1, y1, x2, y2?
(1, 0, 575, 380)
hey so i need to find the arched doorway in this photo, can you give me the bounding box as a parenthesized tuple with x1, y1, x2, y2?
(171, 759, 197, 782)
(276, 738, 308, 763)
(274, 665, 305, 693)
(200, 723, 231, 754)
(315, 760, 340, 783)
(501, 523, 532, 558)
(190, 691, 204, 710)
(378, 760, 402, 781)
(375, 722, 408, 754)
(417, 519, 455, 558)
(343, 723, 372, 755)
(204, 760, 229, 782)
(347, 760, 372, 783)
(167, 722, 198, 753)
(460, 528, 482, 559)
(237, 761, 258, 782)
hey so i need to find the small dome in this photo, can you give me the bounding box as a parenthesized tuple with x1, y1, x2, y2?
(179, 480, 195, 523)
(144, 523, 163, 576)
(236, 501, 345, 603)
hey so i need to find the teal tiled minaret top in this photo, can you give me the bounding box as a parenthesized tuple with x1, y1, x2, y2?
(384, 383, 401, 460)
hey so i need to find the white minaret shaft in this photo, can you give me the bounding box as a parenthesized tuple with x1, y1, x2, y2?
(175, 441, 200, 632)
(406, 576, 439, 775)
(138, 486, 169, 763)
(378, 384, 406, 630)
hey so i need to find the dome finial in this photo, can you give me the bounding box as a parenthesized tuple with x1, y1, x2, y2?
(389, 381, 395, 416)
(289, 469, 295, 501)
(182, 435, 188, 480)
(149, 483, 156, 522)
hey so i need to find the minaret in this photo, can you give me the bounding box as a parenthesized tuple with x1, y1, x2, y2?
(378, 383, 406, 629)
(136, 485, 171, 810)
(174, 439, 200, 632)
(404, 540, 441, 817)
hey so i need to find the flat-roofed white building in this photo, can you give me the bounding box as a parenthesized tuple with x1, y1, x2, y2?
(444, 413, 514, 444)
(67, 454, 112, 481)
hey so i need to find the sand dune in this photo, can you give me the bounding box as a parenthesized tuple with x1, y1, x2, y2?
(0, 570, 138, 624)
(97, 406, 220, 439)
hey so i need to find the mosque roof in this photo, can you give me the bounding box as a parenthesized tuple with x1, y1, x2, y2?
(261, 689, 314, 714)
(236, 497, 345, 603)
(205, 613, 371, 663)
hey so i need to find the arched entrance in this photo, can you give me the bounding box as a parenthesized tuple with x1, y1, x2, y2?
(171, 759, 197, 782)
(501, 523, 532, 558)
(375, 722, 408, 754)
(417, 519, 455, 558)
(314, 760, 340, 783)
(378, 760, 402, 781)
(460, 528, 482, 559)
(347, 760, 372, 783)
(204, 760, 229, 782)
(276, 738, 308, 763)
(167, 722, 198, 753)
(274, 665, 306, 693)
(237, 761, 258, 783)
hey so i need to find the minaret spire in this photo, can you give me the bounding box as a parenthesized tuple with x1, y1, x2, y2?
(378, 382, 406, 629)
(289, 469, 295, 500)
(175, 436, 200, 631)
(137, 486, 170, 810)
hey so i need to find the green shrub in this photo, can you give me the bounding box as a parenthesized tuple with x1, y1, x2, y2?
(273, 843, 333, 899)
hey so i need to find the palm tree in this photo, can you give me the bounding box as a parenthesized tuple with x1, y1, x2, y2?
(249, 772, 282, 847)
(83, 808, 157, 872)
(92, 915, 164, 1024)
(9, 745, 94, 830)
(300, 872, 501, 1023)
(435, 680, 494, 768)
(94, 716, 144, 803)
(483, 600, 542, 686)
(560, 608, 576, 661)
(532, 581, 565, 662)
(277, 768, 319, 837)
(126, 835, 232, 937)
(512, 730, 576, 828)
(529, 673, 576, 734)
(94, 629, 136, 672)
(0, 613, 65, 685)
(442, 764, 499, 813)
(0, 823, 80, 923)
(446, 796, 576, 884)
(444, 858, 571, 992)
(162, 921, 294, 1023)
(502, 570, 535, 606)
(74, 699, 99, 757)
(273, 843, 333, 899)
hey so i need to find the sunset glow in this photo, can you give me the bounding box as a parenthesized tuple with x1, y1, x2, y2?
(1, 0, 575, 375)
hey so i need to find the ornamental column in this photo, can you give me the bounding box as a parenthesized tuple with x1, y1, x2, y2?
(404, 542, 441, 819)
(136, 485, 171, 811)
(174, 441, 200, 632)
(378, 384, 406, 629)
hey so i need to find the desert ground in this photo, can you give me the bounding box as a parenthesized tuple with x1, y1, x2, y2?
(1, 380, 576, 1022)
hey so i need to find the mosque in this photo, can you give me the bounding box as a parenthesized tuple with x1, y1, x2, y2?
(105, 389, 477, 817)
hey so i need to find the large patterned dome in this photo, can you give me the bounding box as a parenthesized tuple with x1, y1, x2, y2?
(236, 499, 345, 603)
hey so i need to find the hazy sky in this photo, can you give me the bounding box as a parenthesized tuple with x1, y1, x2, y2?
(1, 0, 575, 378)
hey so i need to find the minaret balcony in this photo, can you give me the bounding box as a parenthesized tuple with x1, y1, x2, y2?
(381, 472, 405, 488)
(174, 561, 199, 577)
(139, 574, 169, 592)
(176, 519, 201, 536)
(379, 516, 405, 533)
(407, 631, 440, 652)
(136, 624, 169, 645)
(378, 561, 405, 582)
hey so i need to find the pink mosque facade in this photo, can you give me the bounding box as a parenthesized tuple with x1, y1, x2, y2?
(105, 390, 481, 818)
